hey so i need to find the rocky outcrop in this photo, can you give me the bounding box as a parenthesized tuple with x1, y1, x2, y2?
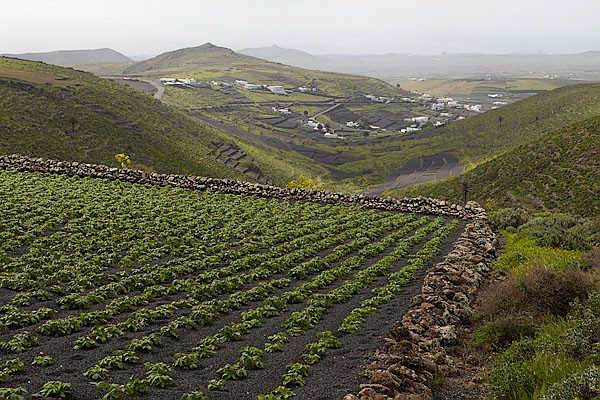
(0, 155, 480, 218)
(344, 212, 497, 400)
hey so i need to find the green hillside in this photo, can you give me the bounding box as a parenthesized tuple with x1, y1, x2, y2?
(121, 43, 397, 97)
(0, 57, 243, 179)
(417, 82, 600, 167)
(390, 115, 600, 215)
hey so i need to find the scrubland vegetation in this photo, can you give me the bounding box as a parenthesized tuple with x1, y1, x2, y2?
(469, 209, 600, 399)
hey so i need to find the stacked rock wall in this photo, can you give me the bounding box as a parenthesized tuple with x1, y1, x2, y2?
(0, 155, 480, 218)
(344, 214, 497, 400)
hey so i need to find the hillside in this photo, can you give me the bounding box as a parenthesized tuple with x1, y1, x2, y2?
(1, 48, 132, 65)
(0, 57, 244, 179)
(121, 43, 397, 97)
(402, 82, 600, 167)
(390, 115, 600, 216)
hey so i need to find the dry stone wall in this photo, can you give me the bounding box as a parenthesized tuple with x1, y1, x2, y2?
(0, 155, 481, 218)
(344, 214, 497, 400)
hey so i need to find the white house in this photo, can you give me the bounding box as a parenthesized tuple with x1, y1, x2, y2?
(346, 121, 360, 128)
(211, 81, 231, 87)
(493, 101, 508, 106)
(324, 132, 338, 138)
(413, 116, 429, 124)
(488, 94, 504, 98)
(234, 80, 248, 86)
(431, 103, 445, 111)
(401, 127, 421, 133)
(440, 112, 453, 118)
(267, 85, 287, 95)
(447, 101, 460, 108)
(298, 87, 316, 92)
(306, 120, 320, 129)
(470, 105, 483, 113)
(273, 107, 291, 115)
(433, 121, 446, 127)
(364, 94, 388, 103)
(418, 94, 433, 102)
(244, 83, 263, 90)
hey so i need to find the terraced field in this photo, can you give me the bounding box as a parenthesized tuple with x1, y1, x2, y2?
(0, 169, 462, 399)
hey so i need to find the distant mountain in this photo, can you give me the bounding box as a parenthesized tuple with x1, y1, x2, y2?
(128, 55, 156, 62)
(119, 42, 397, 98)
(123, 43, 247, 74)
(231, 47, 600, 81)
(2, 48, 132, 65)
(238, 44, 330, 70)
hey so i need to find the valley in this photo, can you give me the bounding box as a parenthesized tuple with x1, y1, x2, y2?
(1, 11, 600, 398)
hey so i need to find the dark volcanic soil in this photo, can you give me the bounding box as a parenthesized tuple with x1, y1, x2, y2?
(2, 218, 464, 400)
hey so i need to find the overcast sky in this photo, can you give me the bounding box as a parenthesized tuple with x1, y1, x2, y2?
(2, 0, 599, 56)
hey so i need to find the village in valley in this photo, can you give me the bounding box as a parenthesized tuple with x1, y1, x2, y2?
(152, 74, 488, 141)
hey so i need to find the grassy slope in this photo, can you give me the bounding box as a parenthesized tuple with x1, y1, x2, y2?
(0, 57, 244, 179)
(121, 43, 398, 98)
(392, 115, 600, 216)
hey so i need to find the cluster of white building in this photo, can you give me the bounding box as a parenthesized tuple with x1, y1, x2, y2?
(298, 86, 317, 93)
(404, 116, 429, 124)
(400, 127, 421, 133)
(364, 94, 391, 103)
(267, 85, 287, 95)
(272, 107, 291, 115)
(232, 80, 288, 95)
(159, 78, 196, 86)
(210, 80, 232, 87)
(346, 121, 360, 128)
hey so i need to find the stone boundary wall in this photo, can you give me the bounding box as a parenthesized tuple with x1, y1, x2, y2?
(344, 214, 497, 400)
(0, 155, 485, 219)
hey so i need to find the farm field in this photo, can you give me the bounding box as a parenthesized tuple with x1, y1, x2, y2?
(0, 169, 462, 399)
(395, 77, 588, 108)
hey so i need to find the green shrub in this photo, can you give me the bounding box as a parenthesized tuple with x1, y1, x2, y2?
(489, 208, 531, 231)
(517, 215, 600, 251)
(541, 365, 600, 400)
(471, 317, 536, 350)
(494, 232, 584, 273)
(488, 292, 600, 400)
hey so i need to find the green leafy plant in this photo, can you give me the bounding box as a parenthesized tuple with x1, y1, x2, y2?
(0, 387, 27, 400)
(32, 356, 53, 367)
(39, 381, 73, 398)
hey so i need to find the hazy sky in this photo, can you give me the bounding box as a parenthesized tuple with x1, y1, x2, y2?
(2, 0, 599, 56)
